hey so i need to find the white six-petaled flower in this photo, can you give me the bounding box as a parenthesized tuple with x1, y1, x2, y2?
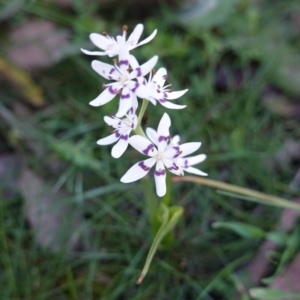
(90, 46, 158, 117)
(97, 108, 137, 158)
(120, 113, 207, 197)
(139, 67, 188, 109)
(81, 24, 157, 57)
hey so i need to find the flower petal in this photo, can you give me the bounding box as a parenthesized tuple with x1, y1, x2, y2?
(81, 49, 108, 56)
(165, 89, 188, 100)
(115, 87, 133, 117)
(170, 135, 180, 146)
(146, 127, 158, 146)
(129, 54, 139, 69)
(91, 60, 118, 81)
(157, 113, 171, 152)
(111, 136, 129, 158)
(127, 24, 143, 46)
(184, 166, 208, 176)
(130, 56, 158, 79)
(132, 81, 151, 99)
(154, 160, 167, 197)
(104, 116, 120, 127)
(179, 142, 201, 157)
(90, 33, 117, 52)
(163, 147, 181, 159)
(162, 158, 183, 176)
(152, 68, 167, 87)
(129, 135, 157, 157)
(97, 133, 119, 145)
(117, 38, 130, 71)
(184, 154, 207, 166)
(89, 86, 118, 106)
(135, 29, 157, 48)
(120, 157, 156, 183)
(159, 100, 186, 110)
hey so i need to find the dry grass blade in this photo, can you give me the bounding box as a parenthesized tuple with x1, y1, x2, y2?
(172, 176, 300, 211)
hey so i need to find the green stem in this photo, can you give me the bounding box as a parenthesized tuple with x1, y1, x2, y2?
(141, 178, 159, 234)
(134, 99, 149, 138)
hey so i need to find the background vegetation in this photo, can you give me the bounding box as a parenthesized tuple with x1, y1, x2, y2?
(1, 0, 300, 299)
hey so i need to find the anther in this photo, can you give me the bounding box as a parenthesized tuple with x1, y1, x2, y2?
(102, 31, 108, 36)
(122, 25, 128, 31)
(152, 69, 156, 75)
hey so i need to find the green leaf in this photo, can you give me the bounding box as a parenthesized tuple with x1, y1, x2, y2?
(178, 0, 239, 30)
(266, 232, 288, 246)
(249, 287, 300, 300)
(137, 204, 184, 284)
(52, 141, 101, 171)
(212, 221, 266, 238)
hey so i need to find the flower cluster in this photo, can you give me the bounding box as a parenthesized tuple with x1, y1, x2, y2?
(82, 24, 207, 197)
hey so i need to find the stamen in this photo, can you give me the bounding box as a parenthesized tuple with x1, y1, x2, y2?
(102, 31, 108, 36)
(127, 67, 133, 72)
(122, 25, 128, 32)
(102, 84, 107, 89)
(152, 69, 156, 75)
(113, 58, 118, 65)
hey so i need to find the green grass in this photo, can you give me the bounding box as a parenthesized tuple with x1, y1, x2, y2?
(1, 0, 300, 299)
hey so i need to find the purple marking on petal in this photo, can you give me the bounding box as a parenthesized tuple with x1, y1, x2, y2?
(159, 98, 167, 103)
(183, 159, 189, 169)
(142, 144, 155, 155)
(120, 134, 128, 141)
(131, 82, 139, 93)
(119, 60, 129, 66)
(135, 67, 142, 77)
(155, 169, 166, 176)
(138, 161, 150, 171)
(129, 107, 134, 114)
(114, 130, 121, 138)
(158, 135, 169, 142)
(121, 93, 130, 99)
(168, 163, 179, 171)
(108, 68, 116, 80)
(173, 146, 181, 158)
(108, 86, 118, 94)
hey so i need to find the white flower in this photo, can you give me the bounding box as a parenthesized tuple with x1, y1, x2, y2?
(141, 67, 188, 109)
(90, 47, 158, 117)
(81, 24, 157, 57)
(97, 109, 137, 158)
(120, 113, 207, 197)
(127, 58, 188, 109)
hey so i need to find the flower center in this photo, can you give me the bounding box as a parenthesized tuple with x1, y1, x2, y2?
(155, 151, 164, 161)
(119, 74, 128, 85)
(122, 117, 131, 127)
